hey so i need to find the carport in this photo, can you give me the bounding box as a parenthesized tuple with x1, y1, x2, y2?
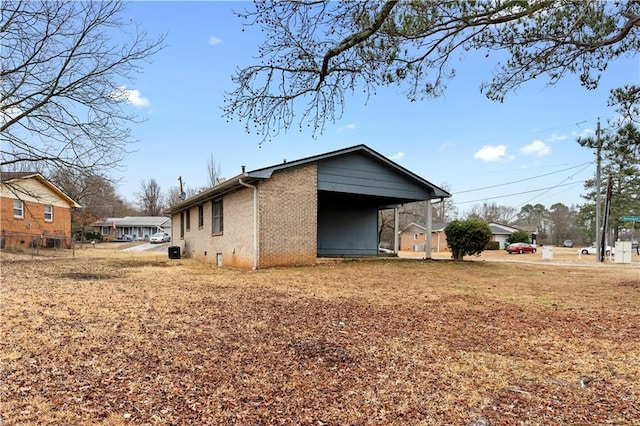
(165, 144, 450, 269)
(314, 148, 450, 258)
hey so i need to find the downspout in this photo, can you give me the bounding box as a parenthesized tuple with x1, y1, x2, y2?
(239, 178, 258, 269)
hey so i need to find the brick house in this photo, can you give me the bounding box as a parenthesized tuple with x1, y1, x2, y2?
(1, 172, 80, 249)
(400, 222, 449, 253)
(164, 145, 450, 269)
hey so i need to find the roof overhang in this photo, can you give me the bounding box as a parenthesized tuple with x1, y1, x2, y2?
(163, 174, 261, 215)
(163, 144, 452, 215)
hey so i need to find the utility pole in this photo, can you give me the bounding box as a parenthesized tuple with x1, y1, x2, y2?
(595, 119, 602, 262)
(600, 174, 614, 262)
(178, 176, 186, 201)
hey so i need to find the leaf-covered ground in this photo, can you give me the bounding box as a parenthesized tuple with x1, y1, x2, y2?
(1, 250, 639, 425)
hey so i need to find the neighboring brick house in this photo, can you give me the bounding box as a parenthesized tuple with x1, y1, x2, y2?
(400, 221, 535, 253)
(164, 145, 450, 269)
(400, 222, 449, 253)
(1, 172, 80, 249)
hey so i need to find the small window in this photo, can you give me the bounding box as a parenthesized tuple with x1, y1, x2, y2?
(101, 227, 110, 235)
(212, 199, 223, 234)
(413, 234, 418, 241)
(13, 199, 23, 218)
(180, 212, 185, 238)
(185, 209, 191, 231)
(44, 205, 53, 222)
(198, 204, 204, 228)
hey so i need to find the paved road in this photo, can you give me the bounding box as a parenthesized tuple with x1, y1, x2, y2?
(123, 242, 170, 253)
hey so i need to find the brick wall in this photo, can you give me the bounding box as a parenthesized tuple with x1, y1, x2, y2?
(213, 187, 255, 268)
(176, 186, 255, 268)
(400, 231, 449, 252)
(173, 164, 318, 269)
(258, 164, 318, 267)
(1, 196, 73, 248)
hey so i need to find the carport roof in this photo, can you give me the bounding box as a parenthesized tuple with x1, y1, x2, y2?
(165, 144, 451, 214)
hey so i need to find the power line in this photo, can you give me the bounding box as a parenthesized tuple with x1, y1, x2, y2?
(515, 162, 593, 208)
(455, 162, 591, 194)
(453, 181, 585, 205)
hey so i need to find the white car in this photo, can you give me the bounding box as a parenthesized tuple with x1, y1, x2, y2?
(149, 232, 170, 244)
(578, 244, 614, 255)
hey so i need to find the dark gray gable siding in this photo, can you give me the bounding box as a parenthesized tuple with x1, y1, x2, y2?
(317, 152, 432, 201)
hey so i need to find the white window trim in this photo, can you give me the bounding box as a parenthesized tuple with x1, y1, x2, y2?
(13, 199, 24, 218)
(44, 204, 53, 222)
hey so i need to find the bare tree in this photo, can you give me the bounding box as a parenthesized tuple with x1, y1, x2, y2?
(138, 179, 164, 216)
(224, 1, 640, 142)
(378, 185, 456, 247)
(466, 201, 518, 225)
(165, 185, 200, 209)
(1, 1, 165, 173)
(207, 154, 223, 187)
(50, 169, 135, 238)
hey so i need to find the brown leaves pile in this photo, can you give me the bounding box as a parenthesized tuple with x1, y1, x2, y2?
(1, 252, 639, 425)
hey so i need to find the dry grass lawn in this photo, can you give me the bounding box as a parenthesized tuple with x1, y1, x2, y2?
(1, 247, 639, 425)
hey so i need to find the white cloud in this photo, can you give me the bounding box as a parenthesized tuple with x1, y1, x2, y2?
(547, 132, 568, 142)
(474, 145, 508, 162)
(573, 128, 595, 139)
(439, 141, 455, 152)
(111, 86, 150, 107)
(388, 151, 405, 161)
(208, 36, 222, 46)
(521, 140, 550, 157)
(337, 123, 356, 132)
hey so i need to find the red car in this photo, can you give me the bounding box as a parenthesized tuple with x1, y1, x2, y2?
(505, 242, 537, 254)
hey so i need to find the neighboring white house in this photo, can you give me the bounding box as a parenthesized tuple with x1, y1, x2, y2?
(92, 216, 171, 241)
(487, 222, 537, 248)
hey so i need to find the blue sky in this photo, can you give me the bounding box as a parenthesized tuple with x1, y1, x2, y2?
(115, 1, 638, 215)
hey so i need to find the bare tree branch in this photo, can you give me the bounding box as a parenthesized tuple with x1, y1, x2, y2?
(1, 1, 165, 174)
(224, 0, 640, 143)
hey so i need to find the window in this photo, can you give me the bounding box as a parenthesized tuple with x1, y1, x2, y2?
(44, 205, 53, 222)
(198, 204, 204, 228)
(212, 199, 223, 234)
(180, 212, 185, 238)
(413, 234, 418, 241)
(185, 209, 191, 231)
(13, 199, 23, 218)
(101, 227, 110, 236)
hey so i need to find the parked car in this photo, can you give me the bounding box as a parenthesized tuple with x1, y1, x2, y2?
(150, 232, 171, 244)
(563, 240, 574, 248)
(578, 244, 614, 255)
(506, 242, 537, 254)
